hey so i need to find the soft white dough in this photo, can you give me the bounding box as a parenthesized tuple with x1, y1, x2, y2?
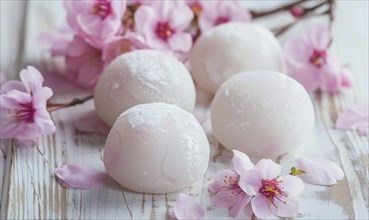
(103, 103, 210, 193)
(190, 22, 284, 94)
(94, 49, 196, 126)
(211, 71, 315, 158)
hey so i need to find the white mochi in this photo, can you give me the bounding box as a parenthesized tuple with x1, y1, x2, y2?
(94, 49, 196, 126)
(103, 103, 210, 193)
(190, 22, 284, 94)
(211, 71, 315, 158)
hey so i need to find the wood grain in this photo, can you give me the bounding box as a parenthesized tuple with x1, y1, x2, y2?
(1, 1, 368, 219)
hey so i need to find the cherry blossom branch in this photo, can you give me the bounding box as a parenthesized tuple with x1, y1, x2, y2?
(250, 0, 307, 19)
(47, 94, 93, 112)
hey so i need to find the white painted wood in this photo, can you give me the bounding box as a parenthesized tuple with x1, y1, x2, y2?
(1, 1, 368, 219)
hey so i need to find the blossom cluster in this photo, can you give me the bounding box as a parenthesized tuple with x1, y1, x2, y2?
(47, 0, 251, 90)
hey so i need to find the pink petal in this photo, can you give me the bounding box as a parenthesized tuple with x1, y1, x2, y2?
(238, 169, 262, 196)
(20, 66, 44, 93)
(0, 80, 26, 94)
(168, 33, 192, 53)
(74, 110, 110, 135)
(169, 5, 194, 31)
(270, 196, 300, 218)
(54, 163, 109, 189)
(251, 194, 274, 219)
(254, 159, 281, 180)
(278, 175, 304, 196)
(296, 156, 345, 185)
(306, 24, 331, 50)
(319, 64, 341, 93)
(210, 190, 237, 209)
(228, 193, 252, 218)
(174, 193, 205, 220)
(340, 68, 353, 88)
(208, 169, 238, 193)
(336, 104, 368, 136)
(134, 5, 157, 38)
(232, 150, 253, 174)
(284, 36, 312, 65)
(288, 65, 320, 93)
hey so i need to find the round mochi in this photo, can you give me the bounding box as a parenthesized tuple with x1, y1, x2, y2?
(103, 103, 210, 193)
(190, 22, 284, 94)
(211, 71, 315, 158)
(94, 49, 196, 126)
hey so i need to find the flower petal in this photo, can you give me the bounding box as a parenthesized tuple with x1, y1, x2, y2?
(208, 169, 238, 193)
(251, 194, 274, 219)
(270, 196, 300, 218)
(336, 104, 368, 136)
(54, 163, 109, 189)
(20, 66, 44, 93)
(278, 175, 304, 196)
(238, 169, 262, 196)
(74, 110, 110, 135)
(228, 193, 252, 218)
(168, 33, 192, 53)
(288, 65, 320, 93)
(319, 64, 341, 93)
(210, 190, 237, 209)
(232, 150, 253, 174)
(169, 5, 194, 31)
(254, 159, 281, 180)
(296, 156, 345, 185)
(174, 193, 205, 220)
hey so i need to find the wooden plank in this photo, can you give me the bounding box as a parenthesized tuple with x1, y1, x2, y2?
(2, 0, 368, 219)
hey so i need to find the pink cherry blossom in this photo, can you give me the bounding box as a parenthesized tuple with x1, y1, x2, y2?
(134, 1, 194, 54)
(208, 150, 253, 217)
(0, 66, 56, 146)
(296, 156, 344, 185)
(239, 159, 304, 219)
(174, 193, 205, 220)
(65, 36, 104, 90)
(284, 24, 352, 93)
(336, 104, 368, 135)
(64, 0, 126, 49)
(74, 110, 110, 135)
(198, 1, 251, 32)
(102, 32, 148, 64)
(39, 27, 74, 57)
(55, 163, 109, 189)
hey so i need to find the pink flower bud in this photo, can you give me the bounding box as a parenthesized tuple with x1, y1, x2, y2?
(290, 6, 305, 18)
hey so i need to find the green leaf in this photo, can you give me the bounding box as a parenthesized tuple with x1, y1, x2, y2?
(289, 167, 306, 176)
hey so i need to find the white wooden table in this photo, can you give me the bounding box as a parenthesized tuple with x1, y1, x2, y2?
(1, 1, 368, 219)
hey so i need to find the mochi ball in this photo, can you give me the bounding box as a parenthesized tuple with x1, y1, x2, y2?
(103, 103, 210, 193)
(190, 22, 284, 94)
(211, 71, 315, 158)
(94, 49, 196, 126)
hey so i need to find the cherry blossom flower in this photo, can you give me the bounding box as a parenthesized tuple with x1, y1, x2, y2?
(296, 156, 344, 185)
(198, 1, 251, 32)
(336, 104, 368, 135)
(134, 1, 194, 54)
(0, 66, 56, 146)
(64, 0, 126, 49)
(239, 159, 304, 219)
(39, 27, 74, 57)
(102, 32, 148, 64)
(174, 193, 205, 220)
(284, 25, 352, 93)
(65, 36, 104, 90)
(55, 163, 109, 189)
(208, 150, 253, 217)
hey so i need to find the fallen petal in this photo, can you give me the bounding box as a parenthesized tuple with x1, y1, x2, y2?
(74, 111, 110, 135)
(174, 193, 205, 220)
(336, 104, 369, 136)
(54, 163, 109, 189)
(296, 156, 344, 185)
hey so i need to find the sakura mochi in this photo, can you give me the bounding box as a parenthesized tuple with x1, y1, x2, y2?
(211, 71, 315, 158)
(103, 103, 210, 193)
(189, 22, 284, 94)
(94, 49, 196, 126)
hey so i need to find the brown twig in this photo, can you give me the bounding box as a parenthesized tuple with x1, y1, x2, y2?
(47, 94, 93, 112)
(250, 0, 307, 19)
